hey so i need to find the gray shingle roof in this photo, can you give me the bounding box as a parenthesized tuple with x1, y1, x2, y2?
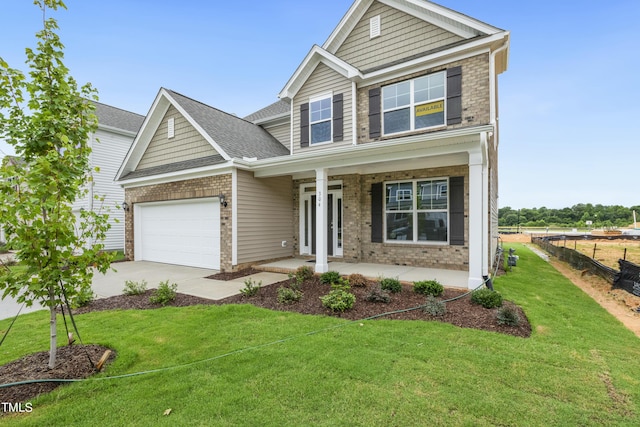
(244, 99, 290, 123)
(166, 90, 289, 160)
(121, 154, 226, 180)
(93, 102, 145, 134)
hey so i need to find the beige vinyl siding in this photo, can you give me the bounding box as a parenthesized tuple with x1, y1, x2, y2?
(336, 1, 463, 71)
(292, 63, 353, 155)
(264, 122, 291, 149)
(236, 170, 294, 264)
(136, 105, 218, 170)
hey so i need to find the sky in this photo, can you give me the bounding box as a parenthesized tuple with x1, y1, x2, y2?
(0, 0, 638, 210)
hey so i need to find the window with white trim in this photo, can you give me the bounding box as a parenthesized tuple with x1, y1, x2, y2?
(385, 178, 449, 243)
(309, 95, 332, 144)
(382, 71, 445, 135)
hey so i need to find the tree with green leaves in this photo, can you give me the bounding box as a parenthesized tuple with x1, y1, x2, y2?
(0, 0, 112, 368)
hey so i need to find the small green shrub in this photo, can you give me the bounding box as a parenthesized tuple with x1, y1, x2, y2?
(320, 271, 341, 285)
(123, 279, 148, 296)
(496, 305, 521, 326)
(380, 277, 402, 293)
(413, 280, 444, 297)
(471, 288, 503, 309)
(423, 296, 446, 316)
(295, 265, 315, 281)
(365, 285, 390, 303)
(150, 281, 178, 306)
(277, 286, 302, 304)
(72, 283, 96, 308)
(348, 273, 368, 288)
(320, 289, 356, 312)
(0, 243, 8, 254)
(240, 278, 261, 297)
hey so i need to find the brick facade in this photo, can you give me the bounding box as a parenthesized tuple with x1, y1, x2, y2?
(123, 174, 232, 270)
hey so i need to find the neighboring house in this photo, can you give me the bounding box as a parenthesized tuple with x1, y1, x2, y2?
(115, 0, 509, 288)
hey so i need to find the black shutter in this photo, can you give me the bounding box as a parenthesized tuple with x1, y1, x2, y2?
(446, 66, 462, 125)
(371, 182, 383, 243)
(449, 176, 464, 245)
(332, 93, 343, 142)
(368, 87, 381, 138)
(300, 103, 309, 147)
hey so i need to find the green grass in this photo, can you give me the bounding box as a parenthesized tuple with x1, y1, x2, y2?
(1, 244, 639, 425)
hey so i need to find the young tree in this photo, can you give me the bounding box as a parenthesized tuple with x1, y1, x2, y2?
(0, 0, 112, 368)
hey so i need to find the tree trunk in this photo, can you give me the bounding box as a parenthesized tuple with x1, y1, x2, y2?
(48, 283, 57, 369)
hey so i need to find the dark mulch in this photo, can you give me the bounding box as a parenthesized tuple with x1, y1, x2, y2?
(1, 271, 530, 405)
(205, 267, 261, 281)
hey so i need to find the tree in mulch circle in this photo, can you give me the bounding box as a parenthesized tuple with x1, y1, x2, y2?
(0, 0, 112, 369)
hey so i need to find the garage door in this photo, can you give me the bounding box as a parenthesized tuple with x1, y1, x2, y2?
(135, 198, 220, 269)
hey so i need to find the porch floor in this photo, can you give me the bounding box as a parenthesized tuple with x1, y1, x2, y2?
(256, 258, 469, 289)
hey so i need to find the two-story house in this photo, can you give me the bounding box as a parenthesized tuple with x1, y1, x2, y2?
(115, 0, 509, 289)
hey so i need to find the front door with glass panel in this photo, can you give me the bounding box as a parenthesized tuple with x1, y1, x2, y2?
(300, 183, 343, 257)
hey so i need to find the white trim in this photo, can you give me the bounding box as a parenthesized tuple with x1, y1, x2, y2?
(309, 92, 334, 145)
(351, 81, 358, 145)
(119, 163, 234, 188)
(315, 168, 329, 273)
(232, 168, 238, 266)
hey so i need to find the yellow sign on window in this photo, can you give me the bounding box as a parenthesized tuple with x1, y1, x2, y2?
(415, 100, 444, 117)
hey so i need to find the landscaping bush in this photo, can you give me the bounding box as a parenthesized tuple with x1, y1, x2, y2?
(320, 270, 341, 285)
(240, 278, 261, 297)
(320, 289, 356, 312)
(149, 281, 178, 306)
(413, 279, 444, 297)
(295, 265, 315, 281)
(72, 283, 96, 309)
(277, 286, 302, 304)
(496, 305, 521, 326)
(348, 273, 369, 287)
(0, 242, 8, 254)
(380, 277, 402, 293)
(365, 285, 390, 303)
(123, 279, 148, 296)
(423, 295, 446, 316)
(471, 288, 503, 309)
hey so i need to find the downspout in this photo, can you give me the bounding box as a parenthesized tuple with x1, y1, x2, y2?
(481, 131, 489, 278)
(289, 99, 294, 155)
(489, 35, 510, 148)
(352, 81, 358, 145)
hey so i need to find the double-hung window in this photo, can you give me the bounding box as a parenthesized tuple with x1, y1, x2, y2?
(382, 71, 445, 135)
(310, 95, 332, 144)
(385, 178, 449, 243)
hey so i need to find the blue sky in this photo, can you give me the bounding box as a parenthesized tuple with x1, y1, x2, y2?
(1, 0, 638, 209)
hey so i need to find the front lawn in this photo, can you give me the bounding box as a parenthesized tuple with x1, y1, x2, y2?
(1, 244, 639, 425)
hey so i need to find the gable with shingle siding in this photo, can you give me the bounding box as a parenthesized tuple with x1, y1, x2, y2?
(136, 105, 219, 171)
(335, 1, 463, 71)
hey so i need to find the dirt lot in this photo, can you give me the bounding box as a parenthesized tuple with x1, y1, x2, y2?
(501, 233, 640, 338)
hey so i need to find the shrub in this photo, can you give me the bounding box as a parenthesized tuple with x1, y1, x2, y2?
(320, 289, 356, 312)
(471, 288, 503, 309)
(0, 242, 8, 254)
(72, 283, 95, 308)
(277, 286, 302, 304)
(413, 279, 444, 297)
(320, 270, 341, 285)
(150, 281, 178, 306)
(380, 277, 402, 293)
(348, 273, 368, 288)
(496, 305, 521, 326)
(123, 279, 148, 296)
(365, 285, 390, 303)
(240, 278, 261, 297)
(295, 265, 315, 281)
(423, 296, 446, 316)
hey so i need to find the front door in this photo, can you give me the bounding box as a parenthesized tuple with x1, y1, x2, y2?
(300, 183, 342, 257)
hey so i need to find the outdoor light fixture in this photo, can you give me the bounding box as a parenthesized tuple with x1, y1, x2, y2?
(122, 201, 129, 212)
(219, 193, 227, 208)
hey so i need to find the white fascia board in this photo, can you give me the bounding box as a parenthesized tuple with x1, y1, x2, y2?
(323, 0, 373, 53)
(279, 46, 362, 100)
(163, 91, 232, 162)
(119, 163, 235, 189)
(251, 112, 290, 127)
(244, 125, 494, 178)
(97, 124, 138, 138)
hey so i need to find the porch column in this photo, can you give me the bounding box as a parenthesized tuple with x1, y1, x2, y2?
(315, 168, 329, 273)
(468, 151, 484, 289)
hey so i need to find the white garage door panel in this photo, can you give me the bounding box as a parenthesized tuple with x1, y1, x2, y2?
(136, 199, 220, 269)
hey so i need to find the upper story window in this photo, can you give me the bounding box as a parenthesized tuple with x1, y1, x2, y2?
(309, 95, 332, 144)
(382, 71, 445, 135)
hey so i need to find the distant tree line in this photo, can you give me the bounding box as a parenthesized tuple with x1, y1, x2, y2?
(499, 204, 640, 228)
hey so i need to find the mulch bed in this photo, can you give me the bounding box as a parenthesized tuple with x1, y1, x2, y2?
(1, 270, 530, 406)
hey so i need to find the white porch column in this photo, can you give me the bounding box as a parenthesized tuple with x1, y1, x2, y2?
(315, 168, 329, 273)
(468, 151, 484, 289)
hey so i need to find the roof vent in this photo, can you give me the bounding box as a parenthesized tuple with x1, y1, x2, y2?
(370, 15, 381, 39)
(167, 118, 175, 139)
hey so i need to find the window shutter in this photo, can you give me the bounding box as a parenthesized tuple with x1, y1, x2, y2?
(333, 93, 343, 142)
(446, 66, 462, 125)
(368, 88, 381, 139)
(371, 182, 383, 243)
(449, 176, 464, 245)
(300, 103, 309, 147)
